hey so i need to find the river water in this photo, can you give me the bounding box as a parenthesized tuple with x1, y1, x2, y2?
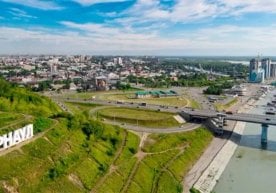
(214, 91, 276, 193)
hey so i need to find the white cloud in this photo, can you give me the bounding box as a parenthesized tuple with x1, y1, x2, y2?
(1, 24, 276, 55)
(72, 0, 131, 6)
(9, 8, 37, 19)
(116, 0, 276, 27)
(1, 0, 62, 10)
(60, 21, 121, 35)
(119, 0, 220, 24)
(219, 0, 276, 14)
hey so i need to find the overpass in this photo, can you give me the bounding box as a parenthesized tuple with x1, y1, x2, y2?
(181, 109, 276, 145)
(56, 97, 273, 144)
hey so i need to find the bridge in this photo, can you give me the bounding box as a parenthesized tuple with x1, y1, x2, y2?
(181, 108, 276, 145)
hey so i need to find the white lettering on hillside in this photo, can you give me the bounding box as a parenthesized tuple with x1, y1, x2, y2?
(0, 124, 33, 150)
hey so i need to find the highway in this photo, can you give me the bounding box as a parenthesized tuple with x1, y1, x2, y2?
(54, 97, 202, 133)
(58, 97, 276, 126)
(56, 97, 182, 113)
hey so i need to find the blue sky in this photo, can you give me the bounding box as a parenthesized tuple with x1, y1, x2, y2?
(0, 0, 276, 55)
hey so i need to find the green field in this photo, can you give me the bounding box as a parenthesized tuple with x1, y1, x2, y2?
(61, 91, 190, 107)
(97, 107, 180, 128)
(100, 94, 188, 107)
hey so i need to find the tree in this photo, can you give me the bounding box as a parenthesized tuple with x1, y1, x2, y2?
(81, 120, 104, 140)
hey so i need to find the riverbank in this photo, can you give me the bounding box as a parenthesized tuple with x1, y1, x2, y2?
(187, 97, 258, 193)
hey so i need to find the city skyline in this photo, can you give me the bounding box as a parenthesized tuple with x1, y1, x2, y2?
(1, 0, 276, 55)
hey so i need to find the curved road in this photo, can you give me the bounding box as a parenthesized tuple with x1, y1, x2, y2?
(103, 119, 200, 133)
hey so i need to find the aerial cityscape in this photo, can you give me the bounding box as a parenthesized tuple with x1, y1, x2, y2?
(1, 1, 276, 193)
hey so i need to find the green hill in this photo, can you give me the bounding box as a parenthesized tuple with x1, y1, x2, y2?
(0, 79, 213, 193)
(0, 79, 60, 117)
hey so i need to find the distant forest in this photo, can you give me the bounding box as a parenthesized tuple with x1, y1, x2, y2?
(160, 58, 248, 78)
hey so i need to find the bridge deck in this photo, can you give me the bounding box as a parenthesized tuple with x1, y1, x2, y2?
(182, 109, 276, 126)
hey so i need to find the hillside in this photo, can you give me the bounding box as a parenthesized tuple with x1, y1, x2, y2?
(0, 79, 60, 117)
(0, 79, 213, 193)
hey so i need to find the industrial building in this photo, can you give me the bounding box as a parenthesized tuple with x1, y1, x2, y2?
(135, 90, 178, 99)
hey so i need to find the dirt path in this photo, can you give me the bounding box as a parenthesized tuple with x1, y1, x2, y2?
(151, 147, 186, 193)
(120, 133, 149, 193)
(91, 130, 128, 193)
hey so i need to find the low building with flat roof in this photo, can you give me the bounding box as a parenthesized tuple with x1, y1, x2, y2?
(135, 90, 178, 99)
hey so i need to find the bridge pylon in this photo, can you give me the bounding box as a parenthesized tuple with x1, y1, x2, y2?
(215, 113, 225, 135)
(261, 124, 268, 145)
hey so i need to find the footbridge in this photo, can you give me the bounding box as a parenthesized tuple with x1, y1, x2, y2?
(180, 109, 276, 145)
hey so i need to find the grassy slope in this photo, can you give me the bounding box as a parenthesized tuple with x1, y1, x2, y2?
(0, 79, 61, 135)
(214, 97, 238, 111)
(0, 112, 24, 128)
(0, 119, 136, 193)
(0, 80, 213, 193)
(0, 79, 60, 117)
(0, 112, 212, 193)
(97, 107, 180, 128)
(99, 127, 213, 193)
(190, 99, 202, 109)
(65, 102, 101, 114)
(129, 128, 213, 193)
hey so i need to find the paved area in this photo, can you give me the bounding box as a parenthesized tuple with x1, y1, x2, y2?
(183, 84, 264, 193)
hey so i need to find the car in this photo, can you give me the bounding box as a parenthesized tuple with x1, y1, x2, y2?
(266, 118, 271, 121)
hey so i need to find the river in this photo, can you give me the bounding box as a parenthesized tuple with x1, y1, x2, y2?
(213, 91, 276, 193)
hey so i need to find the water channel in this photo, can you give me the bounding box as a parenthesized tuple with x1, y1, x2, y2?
(214, 90, 276, 193)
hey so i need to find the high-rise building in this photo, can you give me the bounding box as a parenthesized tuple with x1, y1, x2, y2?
(118, 57, 123, 65)
(113, 58, 118, 65)
(271, 63, 276, 78)
(249, 58, 260, 82)
(261, 58, 271, 79)
(50, 63, 58, 76)
(249, 58, 260, 81)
